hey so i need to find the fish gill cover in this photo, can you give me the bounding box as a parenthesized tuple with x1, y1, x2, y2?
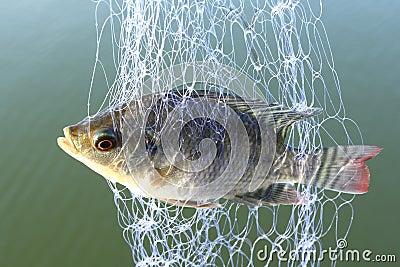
(83, 0, 377, 266)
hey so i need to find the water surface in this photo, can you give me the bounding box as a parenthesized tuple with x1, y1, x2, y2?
(0, 0, 398, 266)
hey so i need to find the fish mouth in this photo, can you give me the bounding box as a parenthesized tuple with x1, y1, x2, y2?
(57, 127, 79, 156)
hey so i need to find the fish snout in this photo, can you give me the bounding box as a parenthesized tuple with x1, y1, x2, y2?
(57, 126, 80, 155)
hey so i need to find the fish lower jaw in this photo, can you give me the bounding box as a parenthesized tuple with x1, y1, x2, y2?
(57, 137, 79, 156)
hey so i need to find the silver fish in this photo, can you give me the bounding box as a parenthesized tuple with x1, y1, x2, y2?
(57, 89, 382, 208)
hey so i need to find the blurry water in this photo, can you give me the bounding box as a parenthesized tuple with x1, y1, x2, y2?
(0, 0, 398, 266)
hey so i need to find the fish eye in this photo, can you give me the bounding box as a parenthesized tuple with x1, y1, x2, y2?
(93, 128, 118, 152)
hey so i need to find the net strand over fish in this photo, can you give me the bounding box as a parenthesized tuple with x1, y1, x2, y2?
(84, 0, 374, 266)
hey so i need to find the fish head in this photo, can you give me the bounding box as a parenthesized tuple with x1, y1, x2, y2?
(57, 107, 128, 184)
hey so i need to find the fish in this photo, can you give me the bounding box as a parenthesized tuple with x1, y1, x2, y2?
(57, 89, 382, 208)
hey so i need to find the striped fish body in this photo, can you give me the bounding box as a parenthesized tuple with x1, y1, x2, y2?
(233, 145, 381, 206)
(140, 89, 381, 207)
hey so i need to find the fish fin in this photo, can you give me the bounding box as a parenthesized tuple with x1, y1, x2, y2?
(313, 145, 382, 194)
(226, 99, 322, 145)
(270, 105, 323, 145)
(151, 164, 183, 187)
(164, 89, 322, 146)
(232, 183, 304, 206)
(159, 198, 221, 209)
(155, 164, 178, 177)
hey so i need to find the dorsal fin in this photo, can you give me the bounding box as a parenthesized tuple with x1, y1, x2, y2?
(270, 105, 323, 146)
(154, 88, 322, 150)
(228, 100, 322, 146)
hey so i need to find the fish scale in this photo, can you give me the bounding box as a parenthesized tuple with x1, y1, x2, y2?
(57, 89, 382, 208)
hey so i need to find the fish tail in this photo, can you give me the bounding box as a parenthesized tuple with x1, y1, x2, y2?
(312, 145, 382, 194)
(230, 145, 382, 206)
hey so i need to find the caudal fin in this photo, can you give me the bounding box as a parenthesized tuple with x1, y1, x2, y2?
(314, 145, 382, 194)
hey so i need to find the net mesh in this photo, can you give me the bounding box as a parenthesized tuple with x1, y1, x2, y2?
(88, 0, 363, 266)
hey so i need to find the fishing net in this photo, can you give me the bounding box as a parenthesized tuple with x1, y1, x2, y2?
(88, 0, 363, 266)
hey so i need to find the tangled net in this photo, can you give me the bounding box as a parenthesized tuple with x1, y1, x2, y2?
(88, 0, 364, 266)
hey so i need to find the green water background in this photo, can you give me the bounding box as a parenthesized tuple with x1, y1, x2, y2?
(0, 0, 399, 266)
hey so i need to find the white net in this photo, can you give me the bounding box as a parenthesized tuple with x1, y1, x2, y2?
(88, 0, 364, 266)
